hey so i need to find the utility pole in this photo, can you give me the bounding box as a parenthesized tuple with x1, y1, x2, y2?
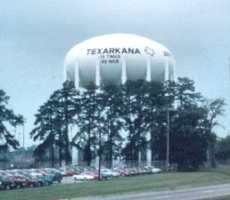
(23, 124, 25, 148)
(164, 60, 171, 171)
(98, 130, 102, 181)
(166, 107, 170, 171)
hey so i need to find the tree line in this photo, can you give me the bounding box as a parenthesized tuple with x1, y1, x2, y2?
(29, 77, 225, 171)
(0, 77, 226, 171)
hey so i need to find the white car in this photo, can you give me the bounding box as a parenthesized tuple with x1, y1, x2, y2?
(151, 167, 162, 173)
(101, 169, 120, 177)
(73, 172, 96, 181)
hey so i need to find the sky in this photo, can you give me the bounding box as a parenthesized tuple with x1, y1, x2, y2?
(0, 0, 230, 147)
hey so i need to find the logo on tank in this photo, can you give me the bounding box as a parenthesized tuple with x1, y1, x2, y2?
(144, 47, 155, 56)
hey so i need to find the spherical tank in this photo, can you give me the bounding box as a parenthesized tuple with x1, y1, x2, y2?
(64, 33, 175, 88)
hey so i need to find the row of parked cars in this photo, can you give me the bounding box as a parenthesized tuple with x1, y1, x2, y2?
(0, 165, 162, 190)
(67, 166, 162, 181)
(0, 168, 62, 190)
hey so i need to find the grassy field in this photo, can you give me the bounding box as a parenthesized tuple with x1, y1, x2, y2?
(1, 170, 230, 200)
(205, 196, 230, 200)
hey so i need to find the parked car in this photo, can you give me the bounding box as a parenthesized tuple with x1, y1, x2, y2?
(151, 167, 162, 173)
(43, 168, 63, 183)
(101, 168, 120, 178)
(73, 171, 97, 181)
(0, 175, 16, 190)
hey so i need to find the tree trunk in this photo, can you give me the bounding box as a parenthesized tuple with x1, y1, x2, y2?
(64, 93, 71, 165)
(108, 120, 113, 169)
(59, 145, 62, 167)
(51, 143, 55, 167)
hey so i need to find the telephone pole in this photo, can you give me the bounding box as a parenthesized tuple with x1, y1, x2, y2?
(22, 124, 25, 148)
(166, 106, 170, 171)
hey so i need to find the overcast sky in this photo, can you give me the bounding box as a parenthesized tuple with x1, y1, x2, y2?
(0, 0, 230, 147)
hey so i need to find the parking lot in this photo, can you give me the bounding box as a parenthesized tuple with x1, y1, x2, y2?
(0, 165, 162, 191)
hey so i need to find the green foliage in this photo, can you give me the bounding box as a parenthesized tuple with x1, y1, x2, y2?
(99, 84, 124, 167)
(30, 77, 225, 171)
(31, 81, 79, 166)
(0, 89, 24, 154)
(71, 84, 100, 165)
(216, 136, 230, 161)
(171, 105, 209, 171)
(121, 80, 149, 162)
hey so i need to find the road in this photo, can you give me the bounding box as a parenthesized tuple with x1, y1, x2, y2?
(73, 184, 230, 200)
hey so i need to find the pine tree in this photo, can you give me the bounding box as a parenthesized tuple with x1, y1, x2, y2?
(121, 80, 148, 166)
(31, 81, 80, 166)
(100, 84, 124, 168)
(0, 89, 24, 157)
(72, 84, 100, 166)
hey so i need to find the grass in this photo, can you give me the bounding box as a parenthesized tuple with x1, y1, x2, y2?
(204, 196, 230, 200)
(1, 169, 230, 200)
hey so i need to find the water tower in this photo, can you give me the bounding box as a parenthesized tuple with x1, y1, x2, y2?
(64, 33, 176, 166)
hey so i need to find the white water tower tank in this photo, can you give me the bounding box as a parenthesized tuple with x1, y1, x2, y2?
(64, 33, 175, 88)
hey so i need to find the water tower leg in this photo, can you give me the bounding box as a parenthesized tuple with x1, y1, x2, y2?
(95, 156, 99, 168)
(72, 147, 79, 165)
(147, 148, 152, 166)
(138, 151, 142, 167)
(146, 132, 152, 166)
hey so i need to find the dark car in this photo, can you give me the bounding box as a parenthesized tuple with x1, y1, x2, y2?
(44, 169, 63, 183)
(0, 175, 16, 190)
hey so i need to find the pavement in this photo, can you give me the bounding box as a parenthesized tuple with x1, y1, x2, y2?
(71, 183, 230, 200)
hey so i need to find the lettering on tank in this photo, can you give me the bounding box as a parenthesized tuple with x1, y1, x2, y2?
(86, 47, 141, 65)
(87, 48, 141, 55)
